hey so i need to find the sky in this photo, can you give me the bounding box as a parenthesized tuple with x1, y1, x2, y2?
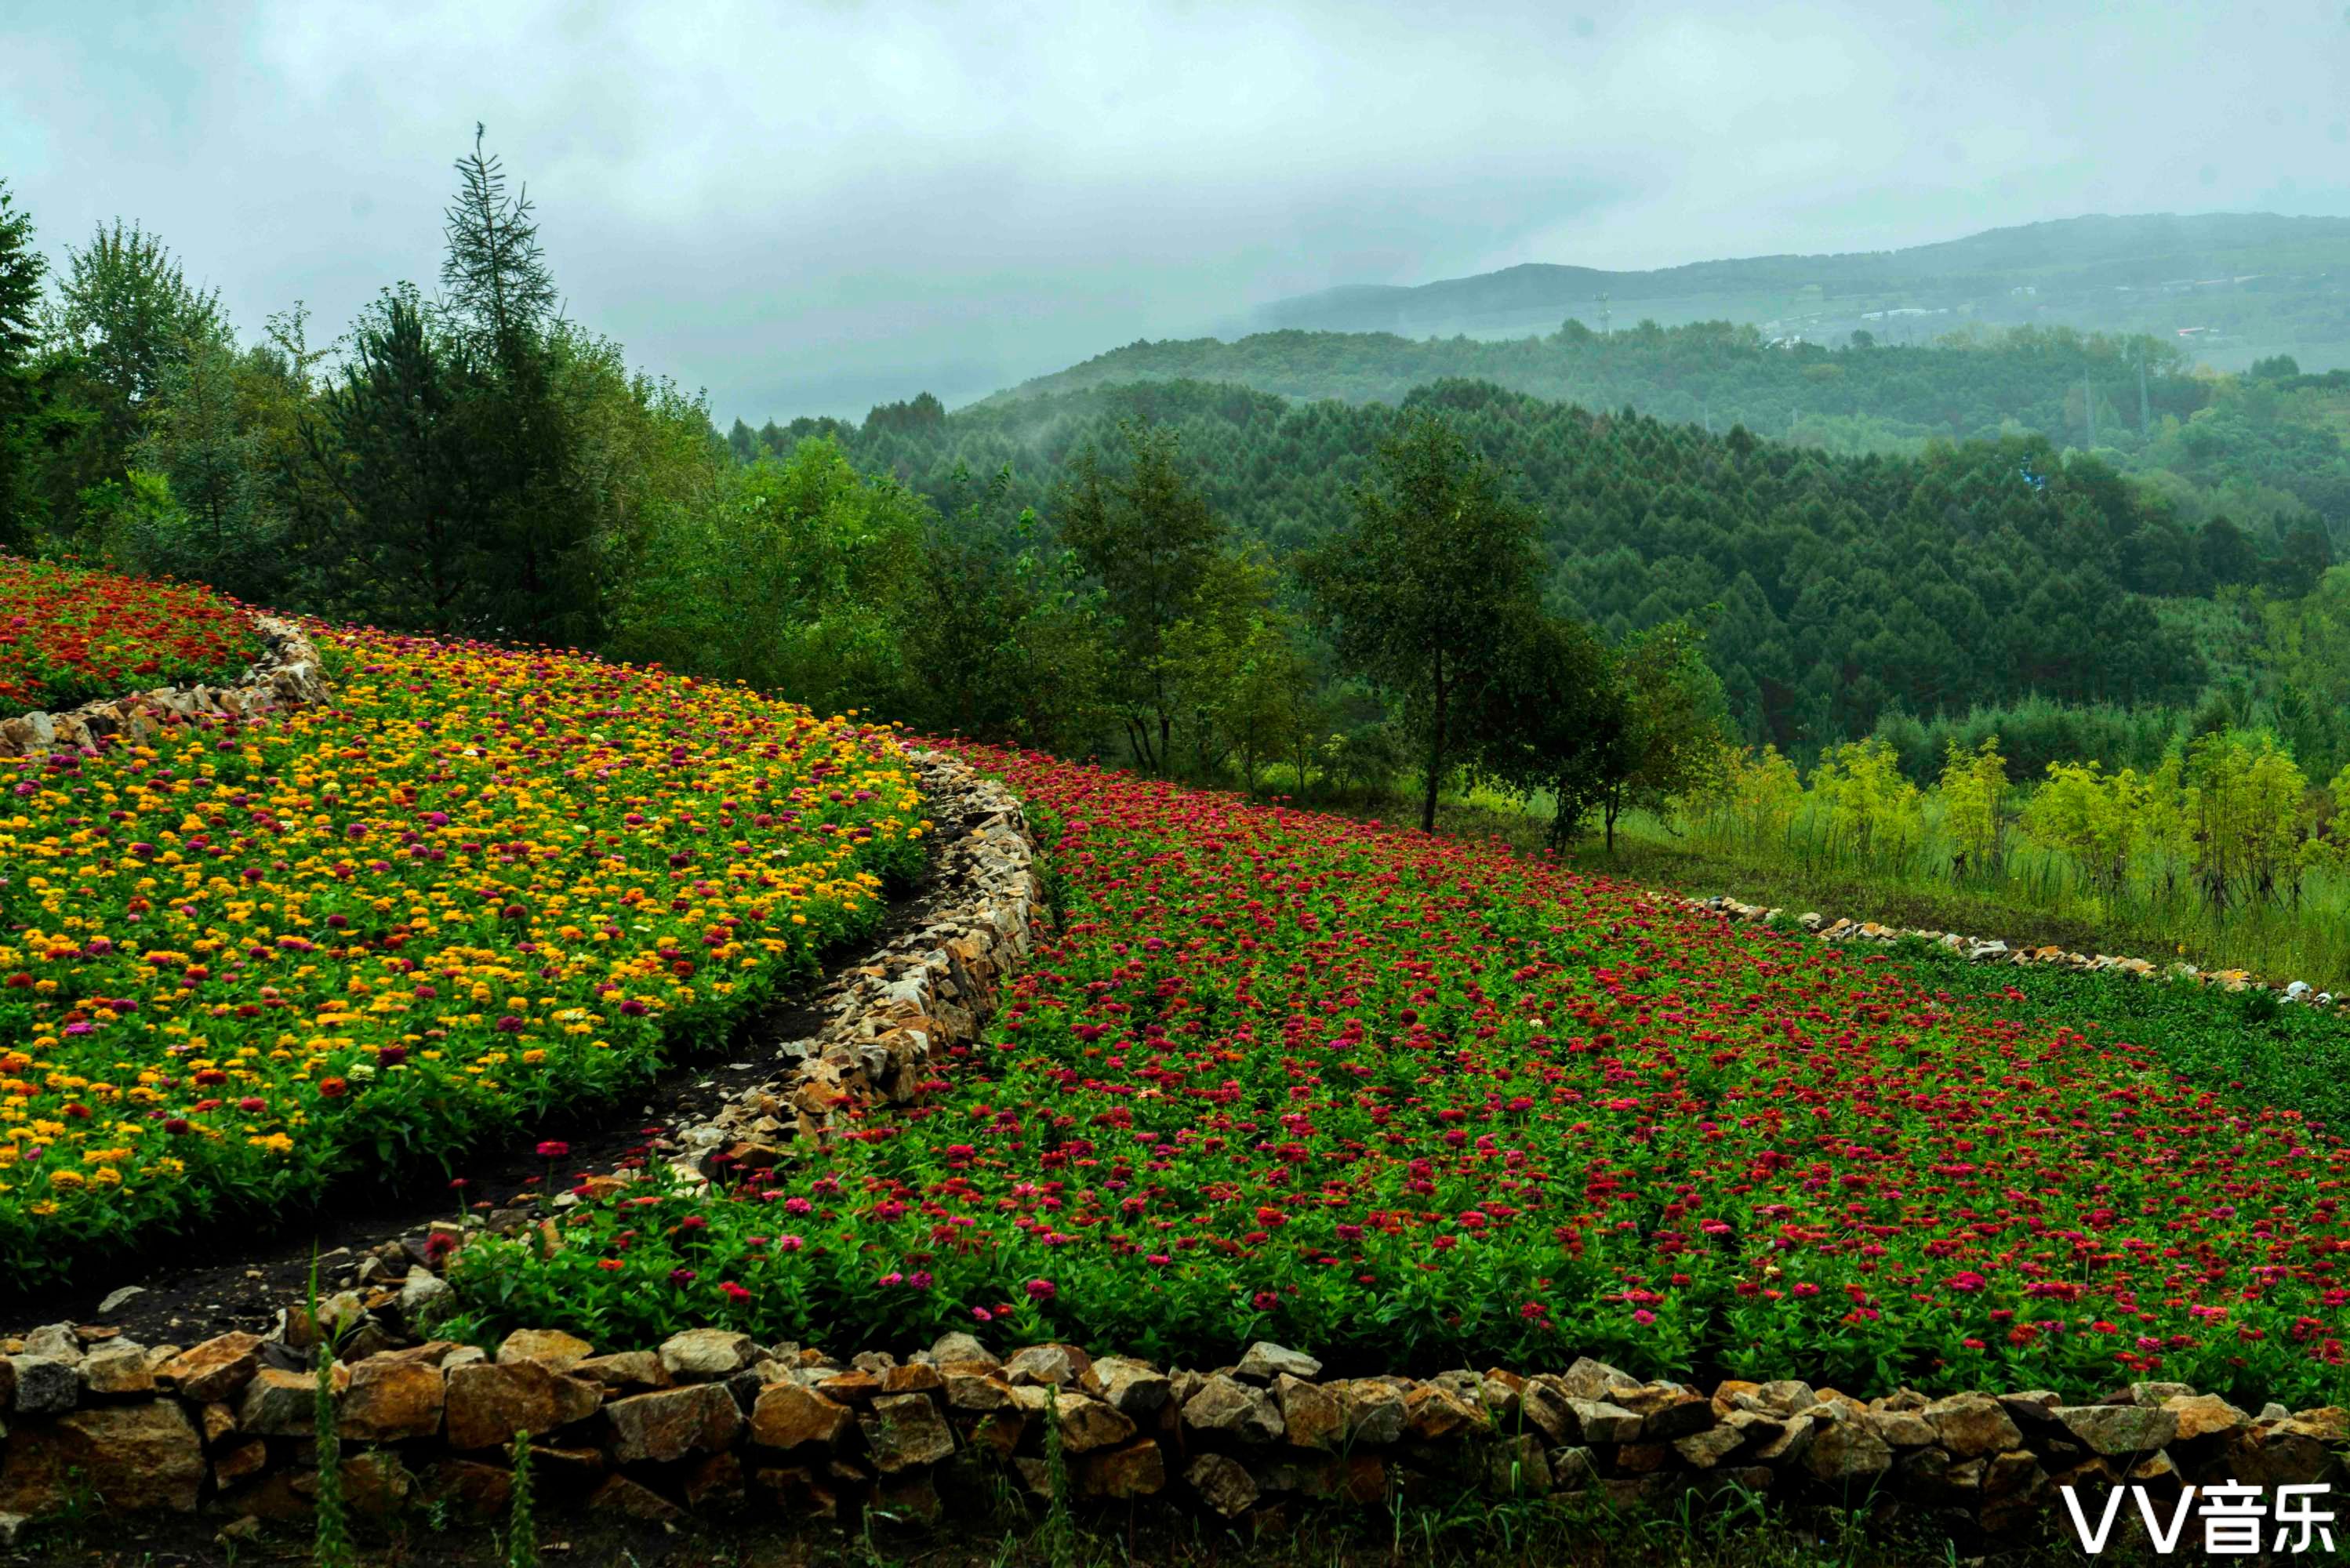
(7, 1, 2350, 423)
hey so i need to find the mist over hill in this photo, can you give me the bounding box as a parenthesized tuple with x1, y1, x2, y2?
(1233, 212, 2350, 372)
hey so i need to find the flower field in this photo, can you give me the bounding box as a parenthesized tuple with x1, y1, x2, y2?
(0, 614, 925, 1286)
(454, 746, 2350, 1410)
(0, 556, 267, 713)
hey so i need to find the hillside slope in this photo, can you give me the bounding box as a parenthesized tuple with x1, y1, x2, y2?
(1246, 212, 2350, 370)
(987, 320, 2212, 451)
(824, 378, 2214, 748)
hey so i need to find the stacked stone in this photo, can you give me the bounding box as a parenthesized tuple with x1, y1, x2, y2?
(1684, 894, 2315, 1002)
(677, 750, 1044, 1176)
(3, 1316, 2340, 1541)
(0, 615, 329, 760)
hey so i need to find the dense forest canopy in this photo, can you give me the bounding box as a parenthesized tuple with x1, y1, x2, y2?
(987, 320, 2350, 547)
(739, 374, 2305, 750)
(997, 320, 2210, 441)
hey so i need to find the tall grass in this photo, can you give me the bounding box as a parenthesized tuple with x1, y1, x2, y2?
(1615, 790, 2350, 989)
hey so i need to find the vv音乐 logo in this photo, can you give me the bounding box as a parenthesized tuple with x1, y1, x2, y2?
(2062, 1482, 2337, 1555)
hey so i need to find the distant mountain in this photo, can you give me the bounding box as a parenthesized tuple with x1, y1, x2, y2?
(1245, 212, 2350, 369)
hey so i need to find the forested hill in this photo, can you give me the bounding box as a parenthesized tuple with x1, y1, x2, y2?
(1244, 212, 2350, 369)
(758, 377, 2270, 751)
(989, 321, 2212, 448)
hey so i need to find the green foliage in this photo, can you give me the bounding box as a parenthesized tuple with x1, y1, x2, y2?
(312, 1343, 354, 1568)
(1054, 420, 1242, 772)
(1935, 737, 2010, 881)
(1160, 556, 1319, 789)
(2183, 728, 2312, 908)
(1302, 411, 1546, 829)
(1687, 743, 1804, 852)
(1580, 619, 1731, 851)
(285, 283, 479, 625)
(2020, 759, 2145, 893)
(999, 320, 2210, 450)
(42, 217, 223, 466)
(0, 180, 44, 548)
(2017, 734, 2319, 911)
(897, 477, 1111, 753)
(609, 436, 924, 714)
(505, 1429, 539, 1568)
(255, 132, 708, 644)
(801, 378, 2210, 753)
(1810, 737, 1924, 869)
(126, 331, 288, 597)
(67, 469, 188, 576)
(441, 125, 559, 358)
(1870, 695, 2185, 784)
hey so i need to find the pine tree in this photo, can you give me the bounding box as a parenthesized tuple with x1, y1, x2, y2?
(435, 125, 597, 642)
(441, 123, 558, 356)
(0, 180, 46, 544)
(289, 285, 478, 626)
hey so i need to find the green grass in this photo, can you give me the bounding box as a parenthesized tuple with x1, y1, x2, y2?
(1553, 809, 2350, 991)
(5, 1484, 2067, 1567)
(1867, 931, 2350, 1131)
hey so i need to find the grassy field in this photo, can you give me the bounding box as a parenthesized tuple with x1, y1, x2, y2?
(1551, 810, 2350, 991)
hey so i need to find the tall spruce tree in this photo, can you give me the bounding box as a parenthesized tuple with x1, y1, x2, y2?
(441, 125, 558, 358)
(437, 125, 594, 641)
(290, 284, 478, 626)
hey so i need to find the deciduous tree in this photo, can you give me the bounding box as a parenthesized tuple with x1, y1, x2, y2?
(1302, 412, 1546, 830)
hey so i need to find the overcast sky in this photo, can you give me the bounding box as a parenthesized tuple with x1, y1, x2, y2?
(7, 1, 2348, 422)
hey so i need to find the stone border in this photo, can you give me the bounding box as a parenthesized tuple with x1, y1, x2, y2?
(664, 747, 1042, 1181)
(0, 613, 329, 760)
(2, 1312, 2340, 1541)
(1678, 892, 2334, 1004)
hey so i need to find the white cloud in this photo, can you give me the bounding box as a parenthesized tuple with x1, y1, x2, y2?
(4, 0, 2346, 418)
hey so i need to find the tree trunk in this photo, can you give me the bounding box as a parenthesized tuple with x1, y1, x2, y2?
(1422, 654, 1446, 833)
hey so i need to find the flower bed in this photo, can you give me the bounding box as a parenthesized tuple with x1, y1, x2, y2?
(451, 746, 2350, 1413)
(0, 557, 266, 713)
(0, 626, 925, 1287)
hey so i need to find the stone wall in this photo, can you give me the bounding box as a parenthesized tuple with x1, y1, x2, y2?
(666, 748, 1042, 1179)
(1681, 892, 2331, 1004)
(2, 1314, 2340, 1544)
(0, 614, 329, 760)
